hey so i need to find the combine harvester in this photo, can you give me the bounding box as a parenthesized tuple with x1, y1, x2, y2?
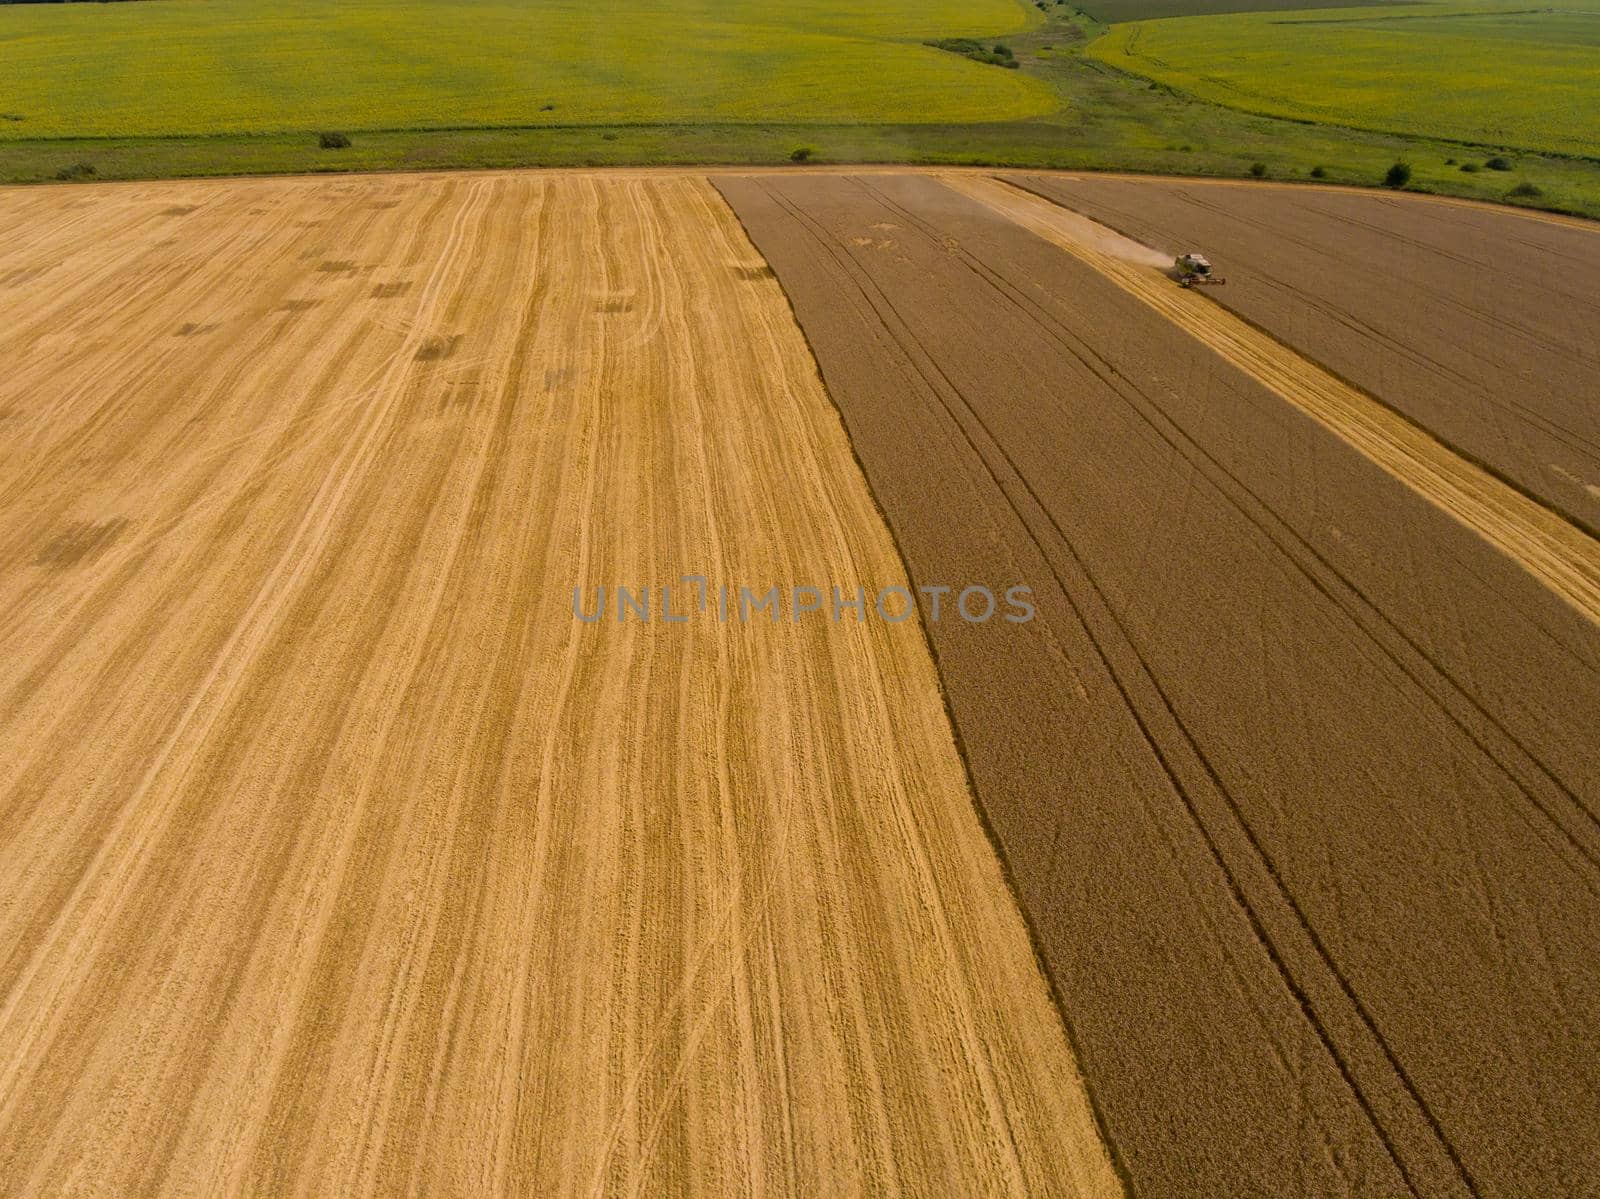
(1175, 252, 1225, 287)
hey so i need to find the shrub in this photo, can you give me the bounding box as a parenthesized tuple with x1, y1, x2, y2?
(789, 146, 815, 163)
(318, 132, 351, 150)
(1383, 161, 1412, 188)
(1309, 165, 1327, 178)
(927, 37, 1019, 69)
(1249, 161, 1267, 178)
(1444, 157, 1457, 166)
(1485, 156, 1513, 171)
(1460, 162, 1480, 173)
(54, 162, 96, 181)
(1508, 181, 1543, 198)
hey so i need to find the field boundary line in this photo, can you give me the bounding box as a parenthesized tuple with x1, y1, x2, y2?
(944, 172, 1600, 628)
(712, 174, 1138, 1199)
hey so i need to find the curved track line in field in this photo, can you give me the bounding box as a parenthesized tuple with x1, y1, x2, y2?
(944, 173, 1600, 627)
(0, 172, 1119, 1196)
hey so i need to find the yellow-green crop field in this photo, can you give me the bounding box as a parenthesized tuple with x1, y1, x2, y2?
(1089, 1, 1600, 158)
(0, 0, 1052, 139)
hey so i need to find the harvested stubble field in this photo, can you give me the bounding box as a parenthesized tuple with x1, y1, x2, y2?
(1010, 174, 1600, 536)
(0, 173, 1118, 1195)
(719, 172, 1600, 1198)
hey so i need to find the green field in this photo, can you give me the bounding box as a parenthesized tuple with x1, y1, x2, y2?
(1, 0, 1598, 221)
(1078, 0, 1400, 23)
(1088, 1, 1600, 157)
(0, 0, 1050, 138)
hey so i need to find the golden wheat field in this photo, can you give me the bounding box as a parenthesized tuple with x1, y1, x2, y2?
(0, 173, 1119, 1196)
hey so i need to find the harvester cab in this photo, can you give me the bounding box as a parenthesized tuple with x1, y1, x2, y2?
(1175, 252, 1225, 287)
